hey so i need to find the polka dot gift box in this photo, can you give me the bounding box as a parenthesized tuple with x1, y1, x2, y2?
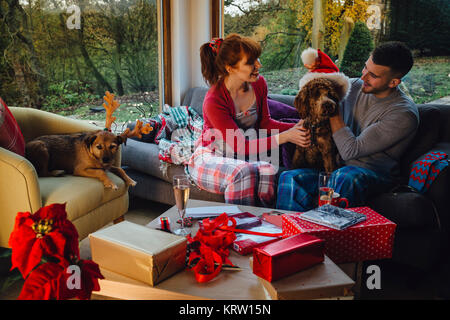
(282, 207, 396, 264)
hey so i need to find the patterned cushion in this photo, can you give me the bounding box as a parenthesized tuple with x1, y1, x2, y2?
(0, 98, 25, 156)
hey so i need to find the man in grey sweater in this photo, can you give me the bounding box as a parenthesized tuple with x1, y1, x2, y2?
(277, 41, 419, 211)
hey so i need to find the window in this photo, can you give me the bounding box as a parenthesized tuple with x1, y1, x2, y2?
(224, 0, 450, 103)
(0, 0, 163, 124)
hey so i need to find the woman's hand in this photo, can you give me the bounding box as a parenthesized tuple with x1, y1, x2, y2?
(278, 120, 311, 147)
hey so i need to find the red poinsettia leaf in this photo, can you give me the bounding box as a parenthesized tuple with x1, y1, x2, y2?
(41, 230, 67, 261)
(9, 203, 77, 277)
(55, 271, 77, 300)
(10, 228, 68, 277)
(77, 260, 104, 300)
(18, 262, 65, 300)
(8, 211, 33, 248)
(56, 260, 104, 300)
(38, 203, 80, 260)
(35, 203, 67, 222)
(10, 226, 43, 277)
(59, 220, 80, 260)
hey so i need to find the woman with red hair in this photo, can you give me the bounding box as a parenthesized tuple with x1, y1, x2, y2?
(186, 34, 310, 207)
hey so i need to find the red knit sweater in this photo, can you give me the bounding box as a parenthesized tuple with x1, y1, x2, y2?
(199, 76, 295, 156)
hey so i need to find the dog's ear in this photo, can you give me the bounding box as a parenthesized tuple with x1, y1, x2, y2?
(116, 135, 127, 146)
(295, 88, 309, 120)
(84, 134, 97, 149)
(329, 81, 343, 103)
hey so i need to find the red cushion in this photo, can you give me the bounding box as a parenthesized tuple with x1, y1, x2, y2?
(0, 97, 25, 156)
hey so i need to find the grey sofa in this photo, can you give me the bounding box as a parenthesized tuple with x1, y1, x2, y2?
(121, 87, 450, 274)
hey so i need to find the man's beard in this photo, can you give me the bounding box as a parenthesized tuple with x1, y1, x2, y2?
(362, 82, 389, 95)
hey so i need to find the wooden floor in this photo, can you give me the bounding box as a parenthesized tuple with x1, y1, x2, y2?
(80, 197, 171, 261)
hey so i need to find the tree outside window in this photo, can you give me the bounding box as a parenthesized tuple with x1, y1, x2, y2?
(0, 0, 160, 123)
(224, 0, 450, 104)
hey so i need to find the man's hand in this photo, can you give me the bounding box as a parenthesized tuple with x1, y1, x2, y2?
(329, 113, 346, 133)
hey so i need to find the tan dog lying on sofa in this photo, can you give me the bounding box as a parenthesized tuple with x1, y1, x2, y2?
(25, 130, 136, 190)
(24, 91, 152, 189)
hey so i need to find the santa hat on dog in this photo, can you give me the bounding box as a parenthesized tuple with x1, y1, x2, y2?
(299, 48, 350, 100)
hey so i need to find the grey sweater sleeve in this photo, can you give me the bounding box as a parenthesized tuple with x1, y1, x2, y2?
(333, 107, 418, 161)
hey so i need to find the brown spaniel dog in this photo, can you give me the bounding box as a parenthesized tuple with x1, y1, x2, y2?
(292, 75, 349, 172)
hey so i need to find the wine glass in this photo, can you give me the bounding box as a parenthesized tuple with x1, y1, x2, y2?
(173, 175, 191, 236)
(318, 172, 334, 209)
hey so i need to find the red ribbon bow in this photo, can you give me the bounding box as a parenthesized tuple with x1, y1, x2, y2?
(208, 38, 223, 54)
(186, 213, 283, 283)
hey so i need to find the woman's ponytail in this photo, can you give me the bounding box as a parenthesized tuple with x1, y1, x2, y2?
(200, 42, 220, 87)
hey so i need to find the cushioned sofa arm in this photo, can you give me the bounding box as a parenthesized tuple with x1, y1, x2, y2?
(0, 147, 42, 248)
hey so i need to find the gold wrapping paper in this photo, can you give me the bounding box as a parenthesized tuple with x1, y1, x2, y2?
(89, 221, 187, 286)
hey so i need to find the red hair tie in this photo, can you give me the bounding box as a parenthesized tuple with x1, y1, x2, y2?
(209, 38, 223, 54)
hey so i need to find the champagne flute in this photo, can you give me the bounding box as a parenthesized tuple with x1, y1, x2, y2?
(173, 175, 191, 236)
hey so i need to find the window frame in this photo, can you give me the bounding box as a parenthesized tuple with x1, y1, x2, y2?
(159, 0, 172, 108)
(211, 0, 224, 39)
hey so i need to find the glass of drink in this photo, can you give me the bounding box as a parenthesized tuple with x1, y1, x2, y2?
(318, 172, 334, 208)
(173, 175, 191, 236)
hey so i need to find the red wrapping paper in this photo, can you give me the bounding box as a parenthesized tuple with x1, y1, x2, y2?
(282, 207, 396, 264)
(231, 212, 282, 255)
(252, 234, 324, 282)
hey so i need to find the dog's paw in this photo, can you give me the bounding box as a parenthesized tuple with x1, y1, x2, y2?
(50, 170, 65, 177)
(104, 181, 118, 190)
(126, 179, 137, 187)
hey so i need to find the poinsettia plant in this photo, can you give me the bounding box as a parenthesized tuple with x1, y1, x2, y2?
(8, 203, 104, 300)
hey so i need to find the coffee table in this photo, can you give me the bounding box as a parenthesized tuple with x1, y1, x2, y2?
(93, 199, 355, 300)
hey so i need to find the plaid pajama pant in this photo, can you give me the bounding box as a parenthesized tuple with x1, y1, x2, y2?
(276, 166, 393, 212)
(186, 146, 277, 207)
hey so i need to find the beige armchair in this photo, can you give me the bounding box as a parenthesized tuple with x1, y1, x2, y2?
(0, 107, 129, 248)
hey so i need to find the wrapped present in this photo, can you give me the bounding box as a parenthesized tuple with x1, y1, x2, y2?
(89, 221, 187, 286)
(261, 211, 284, 228)
(282, 207, 396, 264)
(230, 212, 282, 255)
(252, 233, 325, 282)
(197, 212, 282, 256)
